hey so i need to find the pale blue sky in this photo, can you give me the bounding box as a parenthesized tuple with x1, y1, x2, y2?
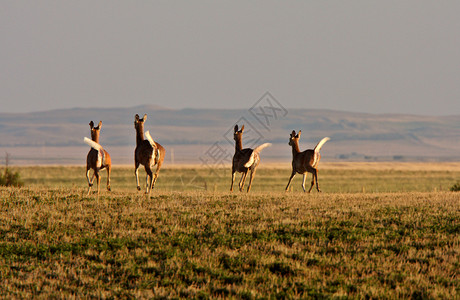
(1, 1, 459, 115)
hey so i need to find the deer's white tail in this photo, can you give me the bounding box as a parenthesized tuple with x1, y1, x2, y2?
(244, 143, 272, 168)
(145, 131, 160, 165)
(314, 137, 330, 153)
(84, 137, 103, 152)
(84, 137, 105, 168)
(312, 137, 329, 167)
(145, 131, 155, 147)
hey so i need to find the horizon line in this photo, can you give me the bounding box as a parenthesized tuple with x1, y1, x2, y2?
(1, 105, 458, 118)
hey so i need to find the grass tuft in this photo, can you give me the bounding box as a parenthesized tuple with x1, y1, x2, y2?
(0, 168, 24, 187)
(450, 182, 460, 192)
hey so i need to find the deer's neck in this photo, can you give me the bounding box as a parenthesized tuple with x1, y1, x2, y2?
(91, 133, 100, 144)
(235, 138, 243, 152)
(136, 125, 144, 146)
(291, 142, 300, 156)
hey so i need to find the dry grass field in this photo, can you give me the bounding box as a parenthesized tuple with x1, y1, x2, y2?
(1, 163, 459, 298)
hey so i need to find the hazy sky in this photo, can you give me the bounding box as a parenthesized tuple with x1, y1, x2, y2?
(1, 1, 459, 115)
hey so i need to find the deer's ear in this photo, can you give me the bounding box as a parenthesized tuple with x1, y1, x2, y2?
(234, 125, 238, 133)
(89, 121, 94, 129)
(135, 114, 140, 121)
(98, 121, 102, 128)
(143, 114, 147, 121)
(297, 130, 301, 138)
(291, 130, 296, 137)
(241, 125, 244, 132)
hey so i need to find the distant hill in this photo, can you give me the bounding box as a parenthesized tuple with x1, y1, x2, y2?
(1, 106, 460, 164)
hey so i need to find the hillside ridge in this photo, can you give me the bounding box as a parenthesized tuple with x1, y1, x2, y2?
(1, 106, 460, 164)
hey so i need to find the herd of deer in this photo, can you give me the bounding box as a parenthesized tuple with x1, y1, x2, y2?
(84, 114, 330, 195)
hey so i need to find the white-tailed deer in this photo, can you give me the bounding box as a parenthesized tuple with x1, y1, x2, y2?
(134, 114, 165, 194)
(84, 121, 112, 195)
(230, 125, 271, 192)
(285, 130, 329, 193)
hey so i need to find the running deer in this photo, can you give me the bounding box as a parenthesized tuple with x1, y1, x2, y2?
(285, 130, 330, 193)
(84, 121, 112, 195)
(230, 125, 271, 192)
(134, 114, 165, 194)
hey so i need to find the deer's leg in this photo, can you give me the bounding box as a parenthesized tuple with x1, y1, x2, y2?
(86, 168, 91, 186)
(135, 161, 141, 191)
(239, 171, 248, 192)
(87, 168, 96, 185)
(106, 165, 111, 191)
(152, 161, 162, 190)
(246, 168, 256, 193)
(95, 171, 101, 195)
(302, 173, 307, 192)
(86, 168, 93, 195)
(314, 169, 321, 192)
(307, 170, 316, 193)
(145, 167, 153, 194)
(285, 171, 296, 192)
(151, 174, 158, 190)
(230, 172, 237, 192)
(238, 172, 244, 190)
(230, 166, 236, 192)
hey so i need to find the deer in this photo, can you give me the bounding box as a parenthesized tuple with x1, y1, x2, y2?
(83, 121, 112, 195)
(285, 130, 330, 193)
(134, 114, 165, 194)
(230, 124, 271, 193)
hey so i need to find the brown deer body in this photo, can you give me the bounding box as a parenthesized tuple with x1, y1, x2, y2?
(134, 114, 165, 194)
(84, 121, 112, 195)
(230, 125, 271, 192)
(285, 130, 329, 193)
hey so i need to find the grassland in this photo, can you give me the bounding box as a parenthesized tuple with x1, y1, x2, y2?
(0, 164, 459, 298)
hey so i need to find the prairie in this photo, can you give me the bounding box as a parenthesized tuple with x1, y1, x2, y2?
(0, 163, 459, 298)
(16, 162, 460, 193)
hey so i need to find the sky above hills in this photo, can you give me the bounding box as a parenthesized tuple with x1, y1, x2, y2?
(1, 1, 459, 115)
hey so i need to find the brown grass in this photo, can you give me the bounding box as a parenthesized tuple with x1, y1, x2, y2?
(0, 164, 459, 298)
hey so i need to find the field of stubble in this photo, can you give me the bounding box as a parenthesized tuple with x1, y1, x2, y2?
(0, 163, 459, 298)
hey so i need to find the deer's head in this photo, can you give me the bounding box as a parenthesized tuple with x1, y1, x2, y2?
(89, 120, 102, 142)
(233, 124, 244, 142)
(289, 130, 301, 146)
(134, 114, 147, 132)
